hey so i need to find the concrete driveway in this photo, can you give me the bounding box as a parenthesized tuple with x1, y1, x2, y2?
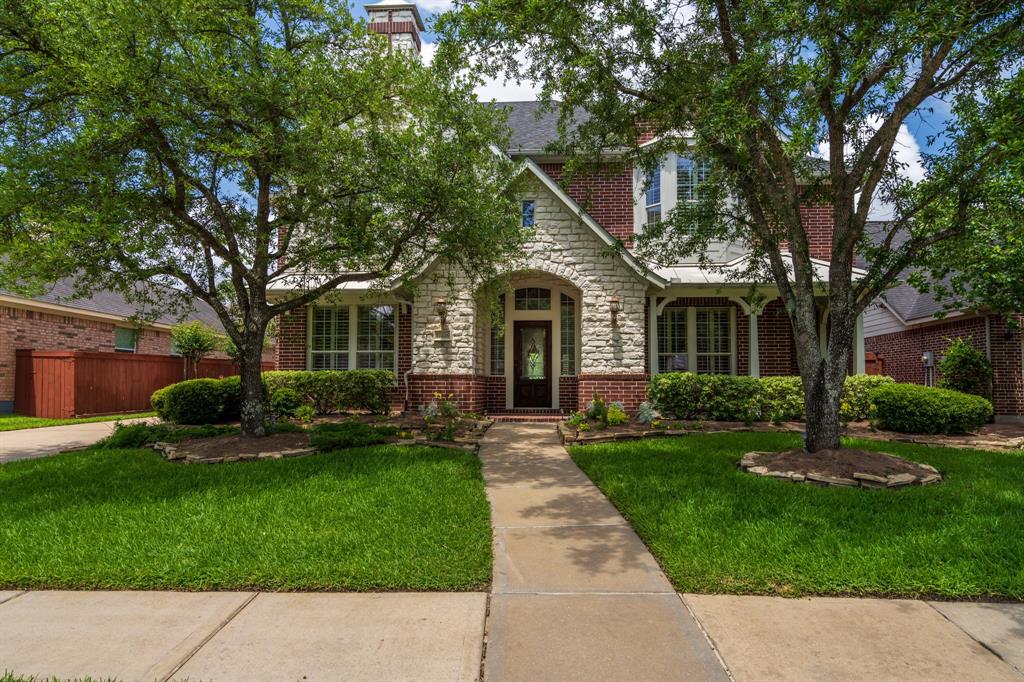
(0, 416, 153, 463)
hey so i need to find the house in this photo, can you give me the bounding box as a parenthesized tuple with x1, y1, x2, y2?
(269, 0, 866, 415)
(0, 276, 240, 415)
(862, 222, 1024, 422)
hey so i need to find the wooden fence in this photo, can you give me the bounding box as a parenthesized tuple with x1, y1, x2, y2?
(14, 350, 274, 418)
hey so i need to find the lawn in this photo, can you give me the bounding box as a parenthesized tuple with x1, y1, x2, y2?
(0, 412, 155, 432)
(570, 432, 1024, 599)
(0, 444, 492, 591)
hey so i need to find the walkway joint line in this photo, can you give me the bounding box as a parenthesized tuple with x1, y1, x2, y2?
(0, 591, 26, 606)
(159, 591, 260, 682)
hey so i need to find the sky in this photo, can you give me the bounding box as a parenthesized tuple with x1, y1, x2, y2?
(360, 1, 954, 217)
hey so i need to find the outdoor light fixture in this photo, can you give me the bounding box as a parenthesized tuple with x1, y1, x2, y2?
(609, 295, 622, 327)
(434, 297, 448, 329)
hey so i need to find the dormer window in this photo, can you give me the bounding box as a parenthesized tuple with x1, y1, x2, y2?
(634, 152, 710, 232)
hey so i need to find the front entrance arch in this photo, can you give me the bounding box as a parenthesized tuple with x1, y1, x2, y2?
(481, 272, 581, 411)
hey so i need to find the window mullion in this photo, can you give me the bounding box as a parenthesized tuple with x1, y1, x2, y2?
(688, 307, 697, 373)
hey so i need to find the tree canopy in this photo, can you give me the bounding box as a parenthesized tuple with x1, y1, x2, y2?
(440, 0, 1024, 450)
(0, 0, 526, 434)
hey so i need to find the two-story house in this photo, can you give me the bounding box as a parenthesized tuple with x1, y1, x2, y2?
(271, 0, 865, 415)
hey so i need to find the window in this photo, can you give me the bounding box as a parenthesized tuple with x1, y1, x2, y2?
(515, 287, 551, 310)
(311, 307, 349, 370)
(644, 167, 661, 225)
(490, 324, 505, 376)
(356, 305, 395, 369)
(560, 293, 576, 375)
(656, 306, 734, 375)
(676, 156, 710, 203)
(114, 327, 136, 353)
(657, 308, 688, 372)
(522, 200, 535, 227)
(696, 309, 732, 374)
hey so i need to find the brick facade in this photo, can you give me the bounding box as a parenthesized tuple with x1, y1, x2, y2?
(539, 162, 635, 243)
(577, 373, 648, 412)
(865, 314, 1024, 418)
(275, 307, 307, 370)
(798, 203, 834, 261)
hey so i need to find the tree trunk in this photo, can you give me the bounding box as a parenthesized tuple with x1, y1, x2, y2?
(799, 316, 854, 453)
(238, 345, 267, 438)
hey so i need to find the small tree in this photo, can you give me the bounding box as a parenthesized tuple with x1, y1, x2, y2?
(0, 0, 524, 437)
(938, 338, 993, 400)
(171, 321, 222, 379)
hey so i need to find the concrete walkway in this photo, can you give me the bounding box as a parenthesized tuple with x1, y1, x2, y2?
(479, 423, 729, 681)
(0, 416, 153, 463)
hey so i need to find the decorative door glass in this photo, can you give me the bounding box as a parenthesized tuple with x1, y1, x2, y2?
(520, 327, 546, 379)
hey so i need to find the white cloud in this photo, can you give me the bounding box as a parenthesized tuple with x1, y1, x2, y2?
(421, 41, 542, 102)
(416, 0, 455, 10)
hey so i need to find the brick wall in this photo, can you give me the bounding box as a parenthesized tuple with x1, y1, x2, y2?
(577, 373, 648, 412)
(0, 305, 173, 407)
(539, 162, 634, 242)
(758, 299, 800, 375)
(865, 314, 1023, 417)
(275, 307, 307, 370)
(405, 374, 487, 414)
(559, 375, 579, 412)
(798, 203, 834, 261)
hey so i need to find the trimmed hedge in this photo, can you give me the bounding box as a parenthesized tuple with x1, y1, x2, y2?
(151, 369, 395, 425)
(263, 370, 394, 415)
(870, 383, 993, 435)
(648, 373, 895, 423)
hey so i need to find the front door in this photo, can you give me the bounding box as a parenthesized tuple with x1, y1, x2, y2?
(513, 321, 552, 408)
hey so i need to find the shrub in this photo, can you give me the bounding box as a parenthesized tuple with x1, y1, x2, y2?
(636, 401, 658, 425)
(758, 376, 804, 422)
(150, 386, 173, 420)
(606, 404, 629, 425)
(294, 405, 316, 424)
(161, 378, 232, 425)
(585, 395, 608, 423)
(263, 370, 394, 414)
(939, 337, 993, 399)
(99, 422, 239, 449)
(270, 387, 302, 418)
(309, 421, 390, 451)
(841, 375, 894, 421)
(870, 383, 993, 434)
(648, 373, 760, 421)
(566, 411, 587, 427)
(218, 375, 244, 422)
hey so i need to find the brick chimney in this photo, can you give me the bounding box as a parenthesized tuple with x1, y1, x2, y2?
(365, 0, 424, 58)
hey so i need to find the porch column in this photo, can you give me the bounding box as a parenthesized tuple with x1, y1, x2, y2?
(748, 310, 761, 378)
(730, 293, 770, 378)
(648, 295, 659, 374)
(854, 313, 866, 374)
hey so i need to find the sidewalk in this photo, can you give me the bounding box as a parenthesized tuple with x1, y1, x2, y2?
(0, 416, 153, 463)
(479, 423, 729, 681)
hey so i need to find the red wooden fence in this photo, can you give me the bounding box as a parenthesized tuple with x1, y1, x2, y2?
(864, 351, 886, 376)
(14, 350, 274, 418)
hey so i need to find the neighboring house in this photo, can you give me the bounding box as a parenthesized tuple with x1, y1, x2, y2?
(0, 276, 242, 414)
(270, 0, 867, 414)
(861, 222, 1024, 422)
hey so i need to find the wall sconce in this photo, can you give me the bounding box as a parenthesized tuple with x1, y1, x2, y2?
(609, 295, 622, 327)
(434, 297, 448, 329)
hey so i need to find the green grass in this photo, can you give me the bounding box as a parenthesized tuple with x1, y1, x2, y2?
(570, 432, 1024, 599)
(0, 412, 155, 432)
(0, 445, 492, 591)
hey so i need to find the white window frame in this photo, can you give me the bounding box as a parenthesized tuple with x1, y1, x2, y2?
(307, 304, 398, 373)
(634, 151, 712, 233)
(655, 306, 736, 375)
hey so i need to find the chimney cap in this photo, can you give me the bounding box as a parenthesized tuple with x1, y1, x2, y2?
(364, 0, 425, 31)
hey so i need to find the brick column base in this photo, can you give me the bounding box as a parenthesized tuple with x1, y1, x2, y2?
(576, 373, 649, 412)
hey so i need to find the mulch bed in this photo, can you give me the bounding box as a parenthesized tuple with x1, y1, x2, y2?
(152, 414, 494, 464)
(739, 448, 942, 489)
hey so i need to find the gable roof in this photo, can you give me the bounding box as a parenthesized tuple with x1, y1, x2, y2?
(521, 158, 667, 288)
(0, 275, 224, 330)
(493, 101, 590, 154)
(861, 220, 961, 324)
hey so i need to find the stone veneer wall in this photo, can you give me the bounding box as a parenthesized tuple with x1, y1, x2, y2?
(538, 162, 635, 243)
(865, 314, 1024, 418)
